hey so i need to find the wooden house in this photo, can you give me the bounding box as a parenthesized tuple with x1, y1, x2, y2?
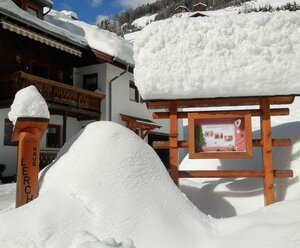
(0, 0, 105, 177)
(192, 2, 207, 12)
(175, 6, 190, 14)
(0, 0, 171, 179)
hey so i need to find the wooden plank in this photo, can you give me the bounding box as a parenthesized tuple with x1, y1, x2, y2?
(253, 139, 291, 147)
(146, 96, 295, 109)
(169, 102, 179, 185)
(260, 98, 275, 205)
(153, 139, 291, 149)
(178, 170, 293, 178)
(153, 141, 188, 149)
(153, 108, 290, 119)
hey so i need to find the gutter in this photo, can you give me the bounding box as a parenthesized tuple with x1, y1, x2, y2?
(43, 6, 52, 17)
(107, 59, 130, 121)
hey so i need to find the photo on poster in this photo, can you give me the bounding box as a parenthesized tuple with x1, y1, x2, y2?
(188, 113, 252, 159)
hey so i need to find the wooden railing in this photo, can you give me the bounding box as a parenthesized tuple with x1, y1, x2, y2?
(40, 150, 58, 169)
(0, 71, 105, 113)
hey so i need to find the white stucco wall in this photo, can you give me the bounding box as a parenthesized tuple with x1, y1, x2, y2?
(74, 63, 175, 134)
(74, 62, 184, 160)
(0, 109, 88, 177)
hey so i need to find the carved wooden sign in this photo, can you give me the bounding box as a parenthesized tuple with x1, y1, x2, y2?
(12, 117, 49, 208)
(188, 113, 252, 159)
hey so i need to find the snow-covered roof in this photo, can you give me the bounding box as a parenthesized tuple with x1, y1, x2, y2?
(45, 10, 134, 66)
(134, 11, 300, 100)
(0, 1, 134, 66)
(0, 0, 87, 49)
(34, 0, 53, 8)
(193, 2, 207, 7)
(175, 6, 190, 11)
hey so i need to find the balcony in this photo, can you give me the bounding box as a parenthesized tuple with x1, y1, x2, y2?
(0, 71, 105, 120)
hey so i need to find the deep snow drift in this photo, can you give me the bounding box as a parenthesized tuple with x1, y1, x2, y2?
(134, 11, 300, 100)
(0, 122, 211, 248)
(1, 122, 300, 247)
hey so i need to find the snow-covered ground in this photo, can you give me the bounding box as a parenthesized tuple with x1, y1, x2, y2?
(1, 89, 300, 247)
(1, 4, 300, 248)
(131, 13, 157, 29)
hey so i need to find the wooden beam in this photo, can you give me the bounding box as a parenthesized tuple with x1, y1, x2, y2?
(146, 96, 295, 109)
(260, 98, 275, 205)
(169, 102, 179, 185)
(253, 139, 291, 147)
(48, 103, 100, 120)
(153, 108, 289, 119)
(153, 139, 291, 149)
(178, 170, 293, 178)
(63, 113, 67, 145)
(153, 141, 188, 149)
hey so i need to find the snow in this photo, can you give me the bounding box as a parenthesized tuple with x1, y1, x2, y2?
(0, 0, 87, 48)
(0, 121, 212, 247)
(2, 119, 300, 247)
(0, 1, 133, 66)
(8, 86, 49, 126)
(134, 11, 300, 100)
(2, 4, 300, 248)
(244, 0, 300, 10)
(131, 14, 157, 29)
(45, 10, 134, 66)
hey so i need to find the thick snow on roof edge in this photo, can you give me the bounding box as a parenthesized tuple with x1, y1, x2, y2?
(134, 11, 300, 100)
(0, 0, 87, 48)
(45, 10, 134, 66)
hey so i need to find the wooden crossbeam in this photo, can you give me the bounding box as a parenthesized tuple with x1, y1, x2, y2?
(178, 170, 293, 178)
(153, 108, 289, 119)
(153, 139, 291, 149)
(146, 96, 295, 109)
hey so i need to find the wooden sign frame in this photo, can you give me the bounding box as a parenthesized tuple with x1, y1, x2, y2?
(188, 113, 252, 159)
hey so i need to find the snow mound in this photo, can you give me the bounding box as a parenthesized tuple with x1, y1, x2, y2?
(134, 11, 300, 100)
(8, 86, 49, 125)
(0, 122, 211, 247)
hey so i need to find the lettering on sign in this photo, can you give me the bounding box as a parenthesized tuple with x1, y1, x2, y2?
(32, 146, 37, 166)
(21, 156, 34, 203)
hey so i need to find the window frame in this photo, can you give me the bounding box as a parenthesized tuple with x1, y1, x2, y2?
(129, 80, 140, 103)
(83, 73, 98, 91)
(3, 119, 18, 146)
(46, 124, 61, 148)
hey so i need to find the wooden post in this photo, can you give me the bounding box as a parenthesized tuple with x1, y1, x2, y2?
(12, 118, 49, 208)
(169, 103, 179, 185)
(63, 113, 67, 145)
(260, 98, 275, 205)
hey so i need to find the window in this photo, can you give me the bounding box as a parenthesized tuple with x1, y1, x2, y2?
(30, 61, 49, 78)
(129, 80, 140, 103)
(46, 124, 61, 148)
(83, 73, 98, 91)
(4, 119, 17, 146)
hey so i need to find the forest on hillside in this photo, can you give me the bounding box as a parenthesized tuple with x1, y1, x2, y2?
(97, 0, 248, 35)
(97, 0, 300, 36)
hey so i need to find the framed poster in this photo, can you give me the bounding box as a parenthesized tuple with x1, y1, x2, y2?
(188, 113, 252, 159)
